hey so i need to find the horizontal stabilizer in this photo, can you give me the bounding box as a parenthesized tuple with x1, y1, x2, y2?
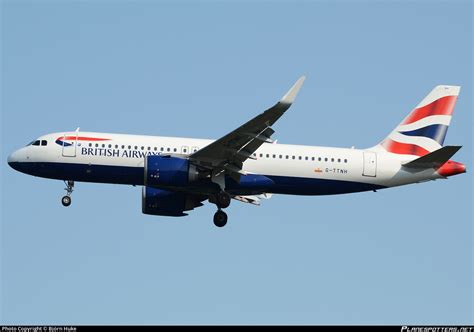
(402, 145, 462, 169)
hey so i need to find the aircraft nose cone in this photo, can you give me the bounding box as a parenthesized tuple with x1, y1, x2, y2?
(7, 150, 20, 170)
(8, 152, 14, 165)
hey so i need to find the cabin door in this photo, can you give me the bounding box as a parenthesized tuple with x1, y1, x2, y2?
(363, 152, 377, 177)
(61, 132, 78, 157)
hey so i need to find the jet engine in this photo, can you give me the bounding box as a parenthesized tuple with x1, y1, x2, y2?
(142, 186, 204, 217)
(144, 155, 200, 187)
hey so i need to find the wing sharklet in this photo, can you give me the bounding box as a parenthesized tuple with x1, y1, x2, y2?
(280, 76, 306, 104)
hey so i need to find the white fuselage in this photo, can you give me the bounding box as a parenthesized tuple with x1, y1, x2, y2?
(8, 131, 445, 195)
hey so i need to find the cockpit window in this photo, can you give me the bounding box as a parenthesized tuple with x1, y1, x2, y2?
(27, 139, 46, 146)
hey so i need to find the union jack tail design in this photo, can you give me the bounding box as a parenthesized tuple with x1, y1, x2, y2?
(379, 85, 460, 156)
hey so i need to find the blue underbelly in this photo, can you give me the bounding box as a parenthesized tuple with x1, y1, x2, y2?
(10, 162, 385, 195)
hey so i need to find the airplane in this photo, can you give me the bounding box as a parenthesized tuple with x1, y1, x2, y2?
(7, 77, 466, 227)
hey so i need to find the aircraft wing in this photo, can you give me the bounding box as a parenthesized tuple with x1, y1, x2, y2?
(189, 76, 305, 178)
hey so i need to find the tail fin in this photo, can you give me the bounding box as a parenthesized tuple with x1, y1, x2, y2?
(378, 85, 461, 156)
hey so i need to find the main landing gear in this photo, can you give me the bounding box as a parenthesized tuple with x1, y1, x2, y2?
(212, 191, 231, 227)
(213, 210, 228, 227)
(216, 191, 231, 209)
(61, 180, 74, 207)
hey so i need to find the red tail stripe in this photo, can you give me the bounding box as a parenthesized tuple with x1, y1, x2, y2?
(59, 136, 110, 141)
(402, 95, 457, 125)
(381, 139, 430, 156)
(438, 160, 466, 177)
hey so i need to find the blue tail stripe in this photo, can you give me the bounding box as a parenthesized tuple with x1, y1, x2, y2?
(399, 124, 449, 145)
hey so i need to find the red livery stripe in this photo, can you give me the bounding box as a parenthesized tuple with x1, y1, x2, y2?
(402, 95, 457, 125)
(381, 139, 430, 156)
(59, 136, 110, 141)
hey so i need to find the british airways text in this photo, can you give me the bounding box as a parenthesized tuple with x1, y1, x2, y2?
(81, 147, 161, 158)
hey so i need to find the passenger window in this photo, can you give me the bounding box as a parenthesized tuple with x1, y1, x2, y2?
(108, 144, 112, 148)
(266, 154, 269, 158)
(173, 148, 177, 152)
(311, 157, 315, 161)
(344, 159, 348, 163)
(161, 147, 164, 151)
(338, 158, 341, 163)
(154, 147, 157, 151)
(134, 146, 138, 150)
(324, 158, 328, 162)
(272, 154, 276, 158)
(89, 143, 92, 147)
(41, 140, 47, 146)
(292, 156, 295, 160)
(122, 145, 125, 149)
(305, 156, 308, 160)
(298, 156, 302, 160)
(167, 148, 170, 152)
(102, 144, 105, 148)
(331, 158, 334, 162)
(279, 155, 282, 159)
(115, 145, 118, 149)
(260, 154, 263, 157)
(286, 155, 289, 159)
(318, 157, 321, 161)
(128, 145, 131, 150)
(183, 148, 187, 153)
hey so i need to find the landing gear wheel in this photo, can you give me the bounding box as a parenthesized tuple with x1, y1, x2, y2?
(213, 210, 228, 227)
(61, 195, 71, 207)
(216, 191, 231, 209)
(62, 180, 74, 207)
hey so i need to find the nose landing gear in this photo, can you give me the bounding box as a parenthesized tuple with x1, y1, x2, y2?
(61, 180, 74, 207)
(61, 195, 71, 207)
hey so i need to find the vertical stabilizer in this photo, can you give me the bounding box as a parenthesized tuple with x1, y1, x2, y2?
(378, 85, 460, 156)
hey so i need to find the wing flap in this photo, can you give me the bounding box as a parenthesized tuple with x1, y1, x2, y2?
(232, 193, 273, 206)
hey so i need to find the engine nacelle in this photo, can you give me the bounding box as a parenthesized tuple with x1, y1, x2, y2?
(142, 186, 203, 217)
(145, 155, 199, 188)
